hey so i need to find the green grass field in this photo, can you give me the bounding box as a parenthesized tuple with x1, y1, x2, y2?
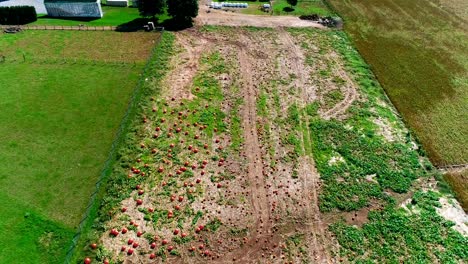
(33, 6, 141, 26)
(326, 0, 468, 166)
(0, 30, 157, 263)
(32, 6, 170, 27)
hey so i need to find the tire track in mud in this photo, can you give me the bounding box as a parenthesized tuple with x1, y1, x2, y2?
(320, 53, 358, 120)
(238, 46, 271, 233)
(164, 31, 212, 101)
(278, 28, 334, 263)
(213, 33, 279, 263)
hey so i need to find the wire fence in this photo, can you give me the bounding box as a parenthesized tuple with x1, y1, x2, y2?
(1, 24, 117, 31)
(0, 55, 139, 67)
(63, 29, 164, 264)
(436, 164, 468, 171)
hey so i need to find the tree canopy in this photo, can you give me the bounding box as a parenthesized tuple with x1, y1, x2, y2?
(167, 0, 198, 22)
(138, 0, 165, 18)
(287, 0, 298, 7)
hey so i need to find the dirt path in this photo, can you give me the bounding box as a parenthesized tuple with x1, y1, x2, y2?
(163, 30, 212, 101)
(208, 33, 281, 264)
(278, 28, 334, 262)
(437, 164, 468, 173)
(238, 45, 271, 239)
(196, 1, 325, 28)
(320, 53, 359, 120)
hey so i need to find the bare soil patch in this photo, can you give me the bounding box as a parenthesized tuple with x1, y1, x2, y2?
(196, 0, 325, 28)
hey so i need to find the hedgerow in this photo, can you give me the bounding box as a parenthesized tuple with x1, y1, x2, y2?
(0, 6, 37, 25)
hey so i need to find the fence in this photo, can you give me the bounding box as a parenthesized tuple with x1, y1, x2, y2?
(63, 29, 164, 264)
(0, 55, 139, 67)
(0, 24, 117, 31)
(436, 164, 468, 171)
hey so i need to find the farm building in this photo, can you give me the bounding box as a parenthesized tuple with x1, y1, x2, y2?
(44, 0, 103, 18)
(0, 0, 47, 14)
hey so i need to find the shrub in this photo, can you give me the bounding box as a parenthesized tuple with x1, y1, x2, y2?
(0, 6, 37, 25)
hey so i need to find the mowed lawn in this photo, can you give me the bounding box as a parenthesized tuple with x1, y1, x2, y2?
(33, 6, 140, 26)
(32, 6, 170, 26)
(328, 0, 468, 165)
(0, 31, 157, 263)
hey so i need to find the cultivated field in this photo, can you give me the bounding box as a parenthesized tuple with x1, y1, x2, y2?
(78, 27, 467, 264)
(0, 30, 157, 263)
(327, 0, 468, 166)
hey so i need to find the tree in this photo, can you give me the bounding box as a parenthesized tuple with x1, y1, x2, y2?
(138, 0, 165, 19)
(167, 0, 198, 23)
(287, 0, 298, 8)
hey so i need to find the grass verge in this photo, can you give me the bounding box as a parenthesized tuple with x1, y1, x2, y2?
(70, 31, 175, 264)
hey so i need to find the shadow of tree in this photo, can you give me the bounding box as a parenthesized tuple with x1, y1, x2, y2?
(36, 14, 100, 22)
(160, 17, 193, 31)
(116, 17, 151, 32)
(115, 17, 193, 32)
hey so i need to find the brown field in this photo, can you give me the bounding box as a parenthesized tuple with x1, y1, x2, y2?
(444, 169, 468, 212)
(327, 0, 468, 166)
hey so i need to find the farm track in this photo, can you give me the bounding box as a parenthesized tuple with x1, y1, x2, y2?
(196, 0, 325, 29)
(438, 164, 468, 173)
(159, 29, 282, 263)
(320, 53, 358, 120)
(278, 28, 334, 263)
(164, 31, 210, 101)
(213, 40, 277, 263)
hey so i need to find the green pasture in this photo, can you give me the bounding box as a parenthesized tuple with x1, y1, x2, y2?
(33, 6, 140, 26)
(32, 6, 170, 27)
(0, 30, 157, 263)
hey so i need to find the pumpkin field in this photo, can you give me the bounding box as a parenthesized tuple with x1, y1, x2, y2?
(74, 27, 467, 264)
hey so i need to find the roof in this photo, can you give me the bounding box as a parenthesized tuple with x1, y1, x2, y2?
(44, 0, 98, 3)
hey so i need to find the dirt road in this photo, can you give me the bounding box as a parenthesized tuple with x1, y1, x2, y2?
(196, 1, 325, 28)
